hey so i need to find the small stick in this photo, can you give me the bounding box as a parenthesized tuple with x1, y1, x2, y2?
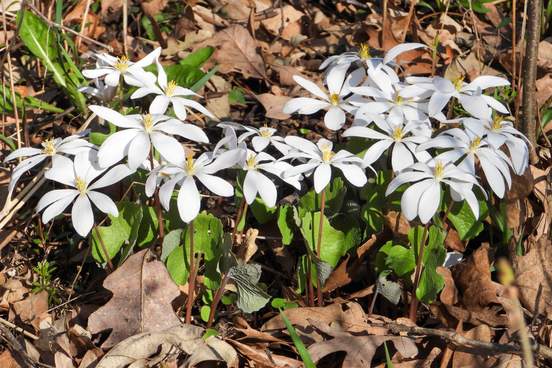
(0, 316, 39, 340)
(409, 224, 429, 322)
(76, 0, 92, 50)
(185, 220, 197, 324)
(123, 0, 128, 55)
(207, 274, 230, 328)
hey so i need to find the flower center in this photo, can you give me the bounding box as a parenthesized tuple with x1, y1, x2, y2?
(114, 56, 129, 73)
(434, 160, 445, 181)
(185, 151, 195, 175)
(246, 153, 257, 169)
(165, 80, 177, 97)
(491, 116, 503, 131)
(392, 127, 404, 141)
(75, 176, 87, 195)
(329, 93, 340, 106)
(469, 137, 481, 153)
(452, 76, 464, 91)
(320, 143, 335, 162)
(259, 127, 273, 138)
(42, 139, 56, 156)
(143, 114, 154, 132)
(359, 43, 370, 60)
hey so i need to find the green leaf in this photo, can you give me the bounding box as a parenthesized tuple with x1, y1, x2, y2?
(180, 47, 214, 68)
(228, 87, 246, 105)
(165, 212, 224, 285)
(298, 177, 347, 216)
(91, 202, 143, 263)
(277, 205, 295, 245)
(416, 225, 446, 303)
(279, 310, 316, 368)
(299, 211, 361, 267)
(161, 229, 183, 262)
(448, 199, 488, 240)
(200, 305, 211, 323)
(228, 263, 270, 313)
(378, 241, 416, 278)
(17, 10, 86, 112)
(0, 84, 63, 113)
(271, 298, 299, 310)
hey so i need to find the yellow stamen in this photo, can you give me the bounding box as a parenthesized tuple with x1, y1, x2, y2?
(452, 76, 464, 91)
(114, 56, 129, 73)
(42, 139, 56, 155)
(259, 127, 273, 138)
(246, 153, 257, 169)
(75, 177, 87, 195)
(185, 150, 195, 175)
(165, 80, 177, 97)
(469, 137, 481, 153)
(359, 43, 370, 60)
(329, 93, 340, 106)
(320, 142, 335, 162)
(392, 127, 404, 141)
(491, 116, 503, 131)
(395, 95, 404, 105)
(434, 160, 445, 180)
(143, 114, 154, 132)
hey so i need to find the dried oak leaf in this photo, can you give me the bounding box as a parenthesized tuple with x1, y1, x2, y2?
(512, 238, 552, 318)
(451, 325, 492, 368)
(87, 250, 181, 349)
(452, 243, 503, 309)
(308, 335, 418, 368)
(96, 324, 238, 368)
(211, 25, 267, 79)
(229, 339, 302, 368)
(141, 0, 169, 17)
(254, 93, 290, 120)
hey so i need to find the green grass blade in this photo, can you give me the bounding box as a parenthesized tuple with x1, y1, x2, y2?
(279, 310, 316, 368)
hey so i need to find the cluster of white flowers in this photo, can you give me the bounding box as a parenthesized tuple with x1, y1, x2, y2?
(3, 43, 530, 238)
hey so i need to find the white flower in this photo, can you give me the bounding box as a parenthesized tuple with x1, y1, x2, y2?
(351, 68, 430, 122)
(319, 43, 426, 72)
(82, 48, 160, 87)
(283, 65, 363, 130)
(343, 117, 431, 172)
(36, 152, 134, 236)
(89, 105, 209, 170)
(240, 150, 301, 207)
(4, 134, 94, 198)
(154, 151, 238, 223)
(79, 78, 117, 103)
(282, 136, 368, 193)
(425, 76, 510, 120)
(130, 61, 215, 121)
(462, 116, 529, 175)
(385, 159, 481, 224)
(237, 125, 290, 155)
(418, 127, 513, 198)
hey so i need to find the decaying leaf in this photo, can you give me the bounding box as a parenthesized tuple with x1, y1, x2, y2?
(254, 93, 291, 120)
(228, 263, 271, 313)
(96, 324, 238, 368)
(451, 325, 492, 368)
(211, 25, 267, 79)
(87, 250, 182, 348)
(308, 335, 418, 368)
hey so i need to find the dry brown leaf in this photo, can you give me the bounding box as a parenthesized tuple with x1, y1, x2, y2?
(261, 5, 304, 41)
(0, 351, 21, 368)
(96, 324, 238, 368)
(100, 0, 123, 16)
(451, 325, 492, 368)
(141, 0, 168, 17)
(255, 93, 290, 120)
(309, 335, 418, 368)
(54, 351, 74, 368)
(87, 250, 181, 349)
(536, 74, 552, 110)
(12, 290, 48, 330)
(452, 243, 503, 309)
(513, 238, 552, 318)
(206, 94, 230, 119)
(211, 25, 267, 79)
(437, 266, 458, 306)
(229, 339, 302, 367)
(538, 40, 552, 72)
(78, 350, 101, 368)
(64, 0, 105, 40)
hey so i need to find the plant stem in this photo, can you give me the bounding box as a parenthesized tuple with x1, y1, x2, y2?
(409, 223, 429, 322)
(149, 150, 164, 244)
(206, 274, 229, 328)
(185, 220, 197, 324)
(315, 188, 326, 307)
(94, 225, 114, 272)
(232, 198, 248, 243)
(306, 250, 315, 307)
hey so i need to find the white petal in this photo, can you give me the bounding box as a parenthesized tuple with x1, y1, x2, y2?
(391, 143, 414, 172)
(156, 60, 168, 89)
(479, 155, 506, 198)
(4, 147, 42, 162)
(150, 132, 185, 166)
(89, 105, 142, 129)
(177, 176, 201, 223)
(196, 173, 234, 197)
(481, 95, 509, 114)
(159, 176, 180, 210)
(44, 155, 75, 186)
(82, 68, 112, 79)
(363, 139, 393, 165)
(324, 107, 346, 130)
(433, 77, 456, 93)
(98, 129, 140, 168)
(282, 162, 319, 178)
(386, 170, 432, 195)
(251, 136, 270, 152)
(155, 120, 209, 143)
(313, 163, 332, 193)
(325, 64, 348, 95)
(418, 181, 441, 224)
(88, 190, 118, 216)
(41, 193, 77, 224)
(383, 42, 426, 65)
(284, 136, 320, 157)
(104, 71, 121, 87)
(428, 92, 451, 117)
(343, 126, 390, 140)
(292, 75, 328, 100)
(150, 95, 171, 115)
(72, 195, 95, 236)
(400, 179, 434, 221)
(464, 75, 509, 91)
(134, 47, 161, 67)
(254, 171, 278, 207)
(89, 164, 134, 190)
(131, 87, 160, 99)
(458, 95, 490, 119)
(172, 97, 215, 119)
(283, 97, 330, 115)
(37, 189, 78, 212)
(333, 163, 367, 187)
(243, 171, 259, 205)
(127, 132, 151, 170)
